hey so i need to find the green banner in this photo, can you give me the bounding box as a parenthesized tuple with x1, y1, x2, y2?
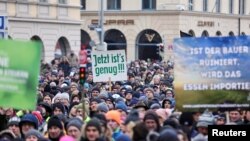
(0, 40, 41, 110)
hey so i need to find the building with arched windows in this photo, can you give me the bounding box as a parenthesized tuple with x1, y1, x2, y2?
(2, 0, 250, 62)
(80, 0, 250, 61)
(1, 0, 81, 62)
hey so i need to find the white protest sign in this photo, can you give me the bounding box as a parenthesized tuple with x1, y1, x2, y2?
(91, 50, 127, 82)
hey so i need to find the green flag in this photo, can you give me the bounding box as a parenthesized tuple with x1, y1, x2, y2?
(0, 39, 41, 110)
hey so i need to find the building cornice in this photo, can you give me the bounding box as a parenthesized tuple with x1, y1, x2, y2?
(9, 17, 82, 25)
(0, 0, 81, 9)
(81, 10, 250, 20)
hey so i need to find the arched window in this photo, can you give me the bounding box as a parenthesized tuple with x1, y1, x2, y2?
(201, 30, 209, 37)
(81, 29, 91, 50)
(104, 29, 127, 51)
(216, 31, 222, 36)
(229, 31, 234, 36)
(241, 32, 246, 36)
(188, 30, 195, 37)
(55, 37, 71, 58)
(31, 35, 45, 60)
(136, 29, 162, 61)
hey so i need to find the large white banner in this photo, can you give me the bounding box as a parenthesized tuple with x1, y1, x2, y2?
(91, 50, 127, 82)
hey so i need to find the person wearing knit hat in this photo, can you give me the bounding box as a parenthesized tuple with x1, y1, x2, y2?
(157, 128, 179, 141)
(38, 102, 52, 119)
(98, 90, 109, 99)
(47, 115, 64, 141)
(7, 116, 21, 137)
(124, 90, 138, 108)
(60, 135, 75, 141)
(155, 108, 171, 126)
(124, 109, 140, 125)
(150, 103, 161, 110)
(105, 97, 115, 110)
(91, 88, 100, 98)
(0, 129, 16, 141)
(70, 82, 78, 92)
(106, 110, 123, 140)
(18, 113, 39, 139)
(115, 101, 128, 113)
(90, 98, 102, 117)
(32, 111, 43, 126)
(115, 101, 128, 123)
(196, 110, 214, 128)
(52, 102, 65, 116)
(97, 102, 109, 114)
(25, 129, 46, 141)
(143, 110, 161, 132)
(66, 118, 83, 139)
(52, 92, 62, 104)
(68, 102, 79, 118)
(75, 103, 91, 123)
(116, 134, 132, 141)
(59, 92, 70, 108)
(148, 98, 160, 108)
(80, 118, 104, 141)
(192, 110, 214, 141)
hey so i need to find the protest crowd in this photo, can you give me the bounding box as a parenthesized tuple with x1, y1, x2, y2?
(0, 52, 250, 141)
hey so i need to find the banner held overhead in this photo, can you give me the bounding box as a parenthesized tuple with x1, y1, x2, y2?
(0, 39, 41, 110)
(91, 50, 127, 82)
(174, 36, 250, 111)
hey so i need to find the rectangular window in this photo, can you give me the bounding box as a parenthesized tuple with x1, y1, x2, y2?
(142, 0, 156, 10)
(58, 0, 67, 4)
(189, 0, 193, 11)
(229, 0, 233, 14)
(203, 0, 208, 12)
(216, 0, 220, 13)
(81, 0, 86, 10)
(240, 0, 245, 14)
(107, 0, 121, 10)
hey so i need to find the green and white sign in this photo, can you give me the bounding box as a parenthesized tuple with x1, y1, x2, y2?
(92, 50, 127, 82)
(0, 40, 41, 110)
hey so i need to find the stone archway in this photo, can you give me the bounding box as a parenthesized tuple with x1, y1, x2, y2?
(30, 35, 45, 61)
(104, 29, 127, 51)
(136, 29, 162, 61)
(55, 37, 71, 58)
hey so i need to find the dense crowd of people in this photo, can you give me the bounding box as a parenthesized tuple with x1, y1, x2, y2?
(0, 51, 250, 141)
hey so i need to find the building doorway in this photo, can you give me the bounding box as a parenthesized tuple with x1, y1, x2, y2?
(136, 29, 162, 61)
